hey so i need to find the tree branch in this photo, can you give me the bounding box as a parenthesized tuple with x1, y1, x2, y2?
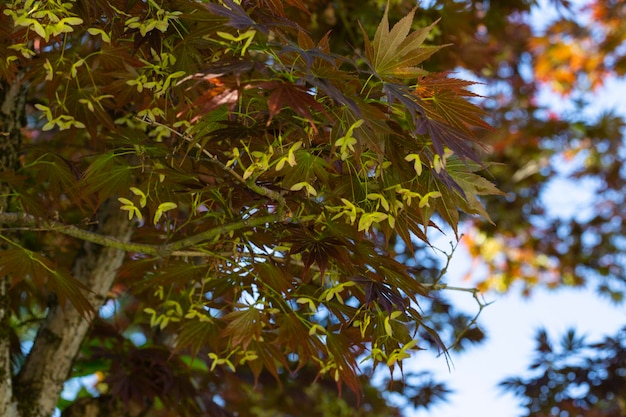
(160, 213, 283, 255)
(0, 212, 285, 257)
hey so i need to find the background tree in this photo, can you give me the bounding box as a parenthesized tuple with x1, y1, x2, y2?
(0, 1, 496, 417)
(501, 327, 626, 417)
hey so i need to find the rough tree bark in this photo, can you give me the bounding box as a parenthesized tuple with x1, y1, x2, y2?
(1, 74, 28, 417)
(13, 198, 134, 417)
(0, 79, 135, 417)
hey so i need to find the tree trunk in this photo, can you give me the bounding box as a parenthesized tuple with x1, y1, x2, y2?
(13, 199, 134, 417)
(1, 77, 135, 417)
(0, 74, 28, 417)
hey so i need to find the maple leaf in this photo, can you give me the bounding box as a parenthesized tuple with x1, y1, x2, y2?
(283, 0, 309, 14)
(48, 269, 95, 317)
(189, 88, 239, 123)
(0, 248, 94, 317)
(383, 82, 427, 126)
(176, 319, 218, 357)
(105, 347, 195, 408)
(254, 261, 294, 294)
(280, 41, 345, 72)
(416, 72, 492, 136)
(418, 117, 481, 161)
(362, 5, 445, 80)
(277, 312, 325, 371)
(304, 75, 361, 116)
(420, 157, 503, 236)
(351, 275, 408, 315)
(324, 332, 362, 395)
(384, 78, 487, 162)
(445, 158, 504, 223)
(257, 0, 309, 16)
(81, 152, 135, 202)
(286, 227, 350, 278)
(415, 72, 481, 96)
(278, 149, 331, 189)
(222, 306, 263, 350)
(259, 81, 327, 128)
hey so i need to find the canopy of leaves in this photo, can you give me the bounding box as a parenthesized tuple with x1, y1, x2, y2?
(0, 0, 496, 416)
(4, 0, 625, 416)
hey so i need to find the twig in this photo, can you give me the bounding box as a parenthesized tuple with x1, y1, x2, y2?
(446, 290, 493, 352)
(432, 237, 462, 285)
(425, 236, 493, 351)
(135, 117, 287, 209)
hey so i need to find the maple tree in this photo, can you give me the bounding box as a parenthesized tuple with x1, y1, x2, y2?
(308, 0, 626, 297)
(439, 0, 626, 299)
(2, 0, 625, 416)
(0, 1, 498, 416)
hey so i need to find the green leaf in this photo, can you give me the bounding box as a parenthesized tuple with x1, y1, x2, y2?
(31, 20, 47, 40)
(153, 202, 178, 224)
(118, 197, 143, 222)
(87, 27, 111, 43)
(405, 153, 423, 176)
(364, 5, 443, 79)
(61, 17, 83, 26)
(358, 212, 388, 232)
(279, 150, 330, 189)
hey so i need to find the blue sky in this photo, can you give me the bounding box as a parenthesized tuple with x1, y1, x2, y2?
(411, 244, 626, 417)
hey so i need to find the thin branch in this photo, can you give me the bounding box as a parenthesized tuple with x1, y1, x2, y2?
(135, 117, 287, 209)
(423, 282, 480, 293)
(432, 237, 462, 285)
(0, 212, 285, 257)
(160, 213, 282, 255)
(423, 236, 492, 351)
(445, 291, 493, 352)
